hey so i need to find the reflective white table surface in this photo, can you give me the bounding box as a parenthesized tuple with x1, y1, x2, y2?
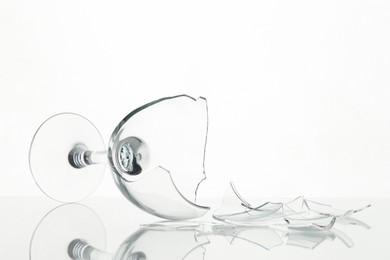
(0, 196, 388, 259)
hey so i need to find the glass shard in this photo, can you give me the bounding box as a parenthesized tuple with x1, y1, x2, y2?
(303, 199, 371, 218)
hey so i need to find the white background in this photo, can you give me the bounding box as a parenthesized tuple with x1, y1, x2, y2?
(1, 0, 390, 199)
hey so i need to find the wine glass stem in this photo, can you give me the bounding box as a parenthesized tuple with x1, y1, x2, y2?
(68, 239, 112, 260)
(69, 145, 107, 168)
(86, 150, 107, 165)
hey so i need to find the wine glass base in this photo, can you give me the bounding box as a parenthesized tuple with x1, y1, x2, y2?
(29, 113, 106, 202)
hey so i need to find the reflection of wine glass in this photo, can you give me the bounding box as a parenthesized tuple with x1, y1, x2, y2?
(29, 203, 107, 260)
(30, 204, 210, 260)
(30, 203, 365, 260)
(29, 94, 210, 220)
(68, 220, 360, 259)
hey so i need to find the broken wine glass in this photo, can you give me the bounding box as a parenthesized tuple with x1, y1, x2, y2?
(29, 95, 210, 220)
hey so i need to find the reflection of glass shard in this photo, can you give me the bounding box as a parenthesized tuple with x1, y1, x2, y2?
(141, 220, 360, 254)
(331, 228, 355, 248)
(231, 226, 284, 250)
(64, 219, 361, 259)
(337, 217, 371, 229)
(108, 95, 210, 220)
(285, 229, 334, 249)
(62, 217, 366, 259)
(213, 182, 370, 229)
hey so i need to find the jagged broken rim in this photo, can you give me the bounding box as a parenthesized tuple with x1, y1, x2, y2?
(108, 94, 210, 220)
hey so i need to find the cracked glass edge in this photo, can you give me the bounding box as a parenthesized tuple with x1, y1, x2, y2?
(194, 95, 209, 203)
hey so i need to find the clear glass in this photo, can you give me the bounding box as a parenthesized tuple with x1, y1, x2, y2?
(213, 182, 371, 228)
(29, 113, 106, 202)
(29, 201, 369, 259)
(29, 95, 210, 220)
(108, 95, 209, 219)
(30, 203, 106, 260)
(113, 224, 210, 260)
(61, 218, 366, 259)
